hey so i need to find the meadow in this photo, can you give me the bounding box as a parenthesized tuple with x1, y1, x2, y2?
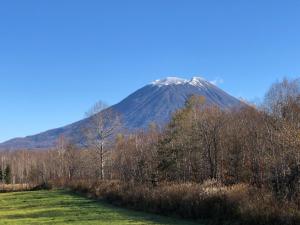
(0, 190, 200, 225)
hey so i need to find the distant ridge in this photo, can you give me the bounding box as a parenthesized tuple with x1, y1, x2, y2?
(0, 77, 243, 150)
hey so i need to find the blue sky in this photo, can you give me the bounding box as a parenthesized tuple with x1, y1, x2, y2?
(1, 0, 300, 142)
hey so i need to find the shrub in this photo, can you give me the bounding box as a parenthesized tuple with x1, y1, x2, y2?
(64, 180, 300, 224)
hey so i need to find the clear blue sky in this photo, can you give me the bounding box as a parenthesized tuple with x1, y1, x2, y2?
(1, 0, 300, 142)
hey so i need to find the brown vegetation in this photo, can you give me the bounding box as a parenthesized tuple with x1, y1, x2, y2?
(1, 78, 300, 224)
(0, 183, 35, 192)
(67, 180, 300, 225)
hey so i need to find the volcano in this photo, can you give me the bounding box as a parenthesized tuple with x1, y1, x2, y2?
(0, 77, 243, 150)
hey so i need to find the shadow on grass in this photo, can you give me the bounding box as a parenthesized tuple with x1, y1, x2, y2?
(0, 190, 201, 225)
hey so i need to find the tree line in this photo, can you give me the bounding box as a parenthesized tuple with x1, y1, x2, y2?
(1, 78, 300, 203)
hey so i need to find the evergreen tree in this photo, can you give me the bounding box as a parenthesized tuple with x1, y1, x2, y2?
(4, 165, 11, 184)
(0, 167, 2, 183)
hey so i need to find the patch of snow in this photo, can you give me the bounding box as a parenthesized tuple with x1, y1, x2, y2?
(152, 76, 211, 88)
(152, 77, 188, 86)
(189, 77, 206, 87)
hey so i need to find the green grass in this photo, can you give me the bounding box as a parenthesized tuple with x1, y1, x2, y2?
(0, 190, 200, 225)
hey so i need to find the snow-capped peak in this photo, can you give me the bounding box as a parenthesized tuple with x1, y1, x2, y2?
(151, 76, 209, 87)
(151, 77, 188, 86)
(189, 77, 206, 86)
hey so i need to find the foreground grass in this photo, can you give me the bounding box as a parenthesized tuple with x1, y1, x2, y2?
(0, 190, 200, 225)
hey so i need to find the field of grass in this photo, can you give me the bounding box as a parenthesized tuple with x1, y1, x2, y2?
(0, 190, 200, 225)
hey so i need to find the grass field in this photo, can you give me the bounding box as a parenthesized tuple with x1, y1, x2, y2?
(0, 190, 200, 225)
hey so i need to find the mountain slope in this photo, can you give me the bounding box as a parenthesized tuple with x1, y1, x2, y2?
(0, 77, 243, 150)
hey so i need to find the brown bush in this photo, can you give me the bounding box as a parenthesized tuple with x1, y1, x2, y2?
(64, 179, 300, 225)
(0, 183, 37, 192)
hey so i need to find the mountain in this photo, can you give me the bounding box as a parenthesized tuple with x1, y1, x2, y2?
(0, 77, 243, 150)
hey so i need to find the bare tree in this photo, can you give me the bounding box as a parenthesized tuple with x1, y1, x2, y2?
(84, 100, 121, 180)
(85, 100, 109, 118)
(264, 78, 300, 121)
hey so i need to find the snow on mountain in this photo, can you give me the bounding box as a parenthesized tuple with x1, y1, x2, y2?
(189, 77, 207, 87)
(152, 76, 211, 88)
(151, 77, 188, 86)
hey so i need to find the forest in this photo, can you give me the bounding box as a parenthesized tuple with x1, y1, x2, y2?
(1, 78, 300, 225)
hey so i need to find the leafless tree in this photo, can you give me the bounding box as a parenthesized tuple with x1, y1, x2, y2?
(84, 100, 121, 180)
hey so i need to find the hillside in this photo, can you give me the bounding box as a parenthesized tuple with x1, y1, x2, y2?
(0, 77, 242, 150)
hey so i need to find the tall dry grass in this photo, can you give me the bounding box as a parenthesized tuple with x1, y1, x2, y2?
(0, 183, 35, 192)
(66, 179, 300, 225)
